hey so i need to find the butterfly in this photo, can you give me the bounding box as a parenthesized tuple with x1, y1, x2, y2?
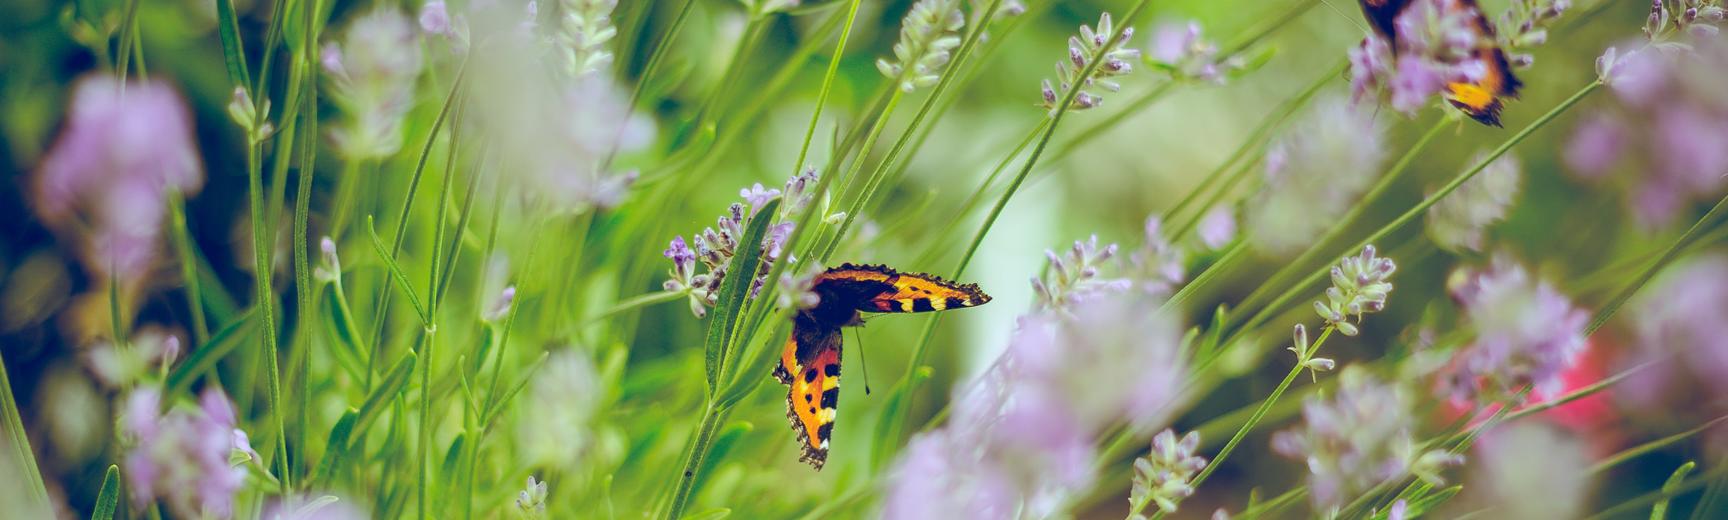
(1359, 0, 1522, 126)
(771, 263, 991, 470)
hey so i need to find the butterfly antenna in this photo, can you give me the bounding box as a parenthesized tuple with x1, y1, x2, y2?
(853, 328, 874, 395)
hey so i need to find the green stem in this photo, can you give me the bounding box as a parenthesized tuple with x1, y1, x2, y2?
(0, 350, 50, 510)
(167, 194, 210, 345)
(245, 116, 291, 498)
(790, 0, 865, 178)
(1161, 326, 1335, 520)
(662, 403, 730, 520)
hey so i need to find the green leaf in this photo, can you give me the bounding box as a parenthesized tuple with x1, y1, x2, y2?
(438, 434, 466, 506)
(349, 352, 417, 448)
(311, 408, 358, 486)
(687, 509, 732, 520)
(1652, 461, 1695, 520)
(1398, 485, 1462, 519)
(716, 318, 791, 408)
(212, 0, 249, 88)
(91, 465, 120, 520)
(366, 216, 430, 327)
(868, 366, 933, 470)
(321, 287, 367, 381)
(166, 309, 259, 394)
(703, 199, 779, 394)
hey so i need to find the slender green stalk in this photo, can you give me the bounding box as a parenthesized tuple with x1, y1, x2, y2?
(1156, 326, 1335, 520)
(1588, 191, 1728, 334)
(167, 194, 210, 345)
(244, 108, 291, 498)
(0, 349, 50, 510)
(879, 0, 1160, 466)
(790, 0, 865, 178)
(114, 0, 142, 77)
(662, 404, 731, 519)
(817, 0, 1009, 262)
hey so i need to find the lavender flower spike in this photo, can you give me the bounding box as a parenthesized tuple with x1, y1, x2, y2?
(876, 0, 966, 92)
(1130, 429, 1207, 514)
(1042, 12, 1140, 111)
(1313, 245, 1396, 336)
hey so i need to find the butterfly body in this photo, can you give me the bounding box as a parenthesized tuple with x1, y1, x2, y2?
(773, 263, 990, 469)
(1358, 0, 1521, 126)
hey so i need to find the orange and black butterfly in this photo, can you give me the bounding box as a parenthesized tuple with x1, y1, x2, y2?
(771, 263, 991, 469)
(1359, 0, 1522, 126)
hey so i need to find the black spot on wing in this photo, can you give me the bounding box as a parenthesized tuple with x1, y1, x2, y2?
(823, 363, 840, 378)
(911, 298, 934, 312)
(816, 422, 834, 442)
(820, 388, 839, 409)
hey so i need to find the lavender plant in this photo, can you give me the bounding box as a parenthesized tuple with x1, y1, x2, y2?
(7, 0, 1728, 518)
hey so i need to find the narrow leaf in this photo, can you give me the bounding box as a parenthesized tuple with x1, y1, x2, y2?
(703, 199, 779, 393)
(366, 216, 431, 326)
(349, 352, 418, 448)
(166, 309, 259, 394)
(312, 408, 359, 486)
(1652, 461, 1695, 520)
(91, 465, 120, 520)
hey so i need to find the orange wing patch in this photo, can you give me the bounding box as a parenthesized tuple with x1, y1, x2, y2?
(773, 322, 841, 470)
(817, 263, 992, 313)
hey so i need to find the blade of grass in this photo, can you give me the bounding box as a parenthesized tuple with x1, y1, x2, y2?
(91, 464, 121, 520)
(0, 351, 50, 511)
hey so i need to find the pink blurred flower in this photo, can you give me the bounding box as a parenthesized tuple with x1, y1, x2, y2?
(1566, 35, 1728, 227)
(33, 75, 203, 288)
(122, 387, 250, 519)
(1439, 256, 1587, 404)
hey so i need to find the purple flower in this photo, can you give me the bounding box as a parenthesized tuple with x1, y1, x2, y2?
(1029, 235, 1124, 310)
(1627, 252, 1728, 398)
(1130, 429, 1207, 514)
(1566, 34, 1728, 227)
(1246, 95, 1387, 256)
(1312, 245, 1396, 337)
(1042, 13, 1139, 111)
(556, 0, 619, 76)
(1197, 206, 1236, 250)
(1146, 21, 1238, 83)
(1348, 35, 1394, 102)
(122, 387, 249, 519)
(324, 7, 424, 159)
(1388, 57, 1448, 114)
(739, 183, 782, 216)
(419, 1, 453, 35)
(876, 0, 966, 93)
(34, 75, 203, 290)
(1440, 256, 1587, 404)
(1129, 217, 1185, 297)
(1427, 151, 1522, 252)
(1007, 293, 1187, 432)
(882, 429, 1018, 519)
(1563, 113, 1625, 179)
(1273, 367, 1458, 513)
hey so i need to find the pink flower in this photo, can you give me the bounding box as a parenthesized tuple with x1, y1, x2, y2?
(33, 75, 203, 287)
(123, 387, 250, 519)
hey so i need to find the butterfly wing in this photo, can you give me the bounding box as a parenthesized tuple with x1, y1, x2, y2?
(814, 263, 992, 314)
(773, 316, 843, 470)
(1357, 0, 1409, 40)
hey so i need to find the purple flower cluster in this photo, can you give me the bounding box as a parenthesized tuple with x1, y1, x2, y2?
(663, 168, 820, 318)
(1623, 252, 1728, 405)
(557, 0, 619, 77)
(323, 7, 425, 160)
(1245, 95, 1387, 256)
(885, 243, 1189, 516)
(875, 0, 965, 93)
(1426, 151, 1522, 252)
(1566, 31, 1728, 227)
(121, 387, 251, 519)
(1439, 256, 1587, 404)
(33, 75, 204, 292)
(1042, 13, 1140, 111)
(1146, 21, 1242, 84)
(1313, 245, 1397, 337)
(1349, 0, 1529, 115)
(1129, 429, 1208, 514)
(1272, 367, 1459, 513)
